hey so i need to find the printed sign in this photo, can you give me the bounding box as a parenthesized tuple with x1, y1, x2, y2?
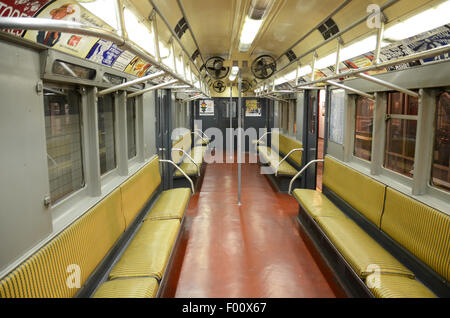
(85, 39, 123, 67)
(199, 100, 214, 116)
(0, 0, 52, 36)
(124, 56, 151, 77)
(23, 1, 114, 58)
(245, 99, 262, 117)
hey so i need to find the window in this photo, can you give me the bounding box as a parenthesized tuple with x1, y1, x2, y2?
(44, 85, 84, 204)
(329, 89, 345, 144)
(431, 91, 450, 192)
(384, 92, 419, 178)
(127, 98, 137, 160)
(98, 94, 117, 175)
(354, 97, 375, 161)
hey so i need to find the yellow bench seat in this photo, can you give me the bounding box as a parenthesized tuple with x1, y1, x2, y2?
(366, 274, 436, 298)
(316, 216, 415, 279)
(145, 188, 191, 221)
(258, 146, 297, 176)
(109, 219, 180, 281)
(93, 277, 159, 298)
(293, 189, 344, 219)
(174, 146, 207, 177)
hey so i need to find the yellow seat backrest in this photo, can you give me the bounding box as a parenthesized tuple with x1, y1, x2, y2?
(172, 131, 192, 165)
(381, 188, 450, 282)
(120, 156, 161, 228)
(323, 156, 386, 227)
(0, 188, 125, 298)
(271, 131, 303, 166)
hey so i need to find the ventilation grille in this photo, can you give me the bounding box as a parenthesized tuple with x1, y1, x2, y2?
(285, 50, 297, 62)
(175, 17, 188, 38)
(318, 18, 339, 40)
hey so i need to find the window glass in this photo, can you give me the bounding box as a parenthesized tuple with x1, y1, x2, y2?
(384, 92, 419, 178)
(431, 91, 450, 192)
(127, 98, 137, 160)
(354, 97, 375, 161)
(329, 89, 345, 144)
(98, 94, 117, 175)
(44, 85, 84, 204)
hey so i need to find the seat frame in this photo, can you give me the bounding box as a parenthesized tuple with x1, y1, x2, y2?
(76, 185, 190, 298)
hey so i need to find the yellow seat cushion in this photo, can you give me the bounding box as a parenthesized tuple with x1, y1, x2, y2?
(382, 188, 450, 282)
(0, 189, 125, 298)
(175, 162, 199, 177)
(293, 189, 345, 219)
(366, 274, 436, 298)
(121, 157, 161, 228)
(109, 219, 180, 281)
(271, 132, 303, 167)
(258, 145, 297, 176)
(316, 216, 414, 279)
(93, 277, 159, 298)
(145, 188, 191, 221)
(323, 156, 386, 227)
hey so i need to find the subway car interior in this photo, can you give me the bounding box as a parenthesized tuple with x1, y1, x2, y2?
(0, 0, 449, 301)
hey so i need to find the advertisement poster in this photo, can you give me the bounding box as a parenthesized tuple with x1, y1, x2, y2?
(23, 1, 113, 58)
(199, 100, 214, 116)
(85, 39, 123, 67)
(245, 99, 262, 117)
(124, 56, 151, 77)
(0, 0, 52, 36)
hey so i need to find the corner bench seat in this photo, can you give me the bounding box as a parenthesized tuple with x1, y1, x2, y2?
(293, 156, 449, 298)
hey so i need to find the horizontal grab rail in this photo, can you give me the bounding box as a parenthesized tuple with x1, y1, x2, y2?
(159, 159, 195, 194)
(288, 159, 324, 195)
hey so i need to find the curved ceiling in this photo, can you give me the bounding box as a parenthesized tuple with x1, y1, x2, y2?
(128, 0, 445, 95)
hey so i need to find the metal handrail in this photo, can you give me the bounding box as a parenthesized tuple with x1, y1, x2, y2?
(128, 79, 179, 98)
(253, 131, 272, 145)
(193, 131, 208, 144)
(172, 148, 200, 176)
(159, 159, 195, 194)
(288, 159, 325, 195)
(276, 148, 304, 177)
(98, 71, 165, 97)
(194, 129, 209, 140)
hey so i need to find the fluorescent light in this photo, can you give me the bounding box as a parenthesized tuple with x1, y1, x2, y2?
(124, 8, 155, 55)
(229, 66, 239, 81)
(239, 17, 263, 52)
(384, 1, 450, 42)
(340, 35, 377, 61)
(79, 0, 118, 30)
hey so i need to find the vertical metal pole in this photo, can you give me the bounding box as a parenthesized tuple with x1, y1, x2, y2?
(238, 71, 242, 206)
(374, 21, 385, 65)
(230, 83, 233, 160)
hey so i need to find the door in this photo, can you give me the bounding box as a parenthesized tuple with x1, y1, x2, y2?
(302, 90, 320, 189)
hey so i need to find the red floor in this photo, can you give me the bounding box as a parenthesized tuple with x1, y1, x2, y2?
(169, 152, 341, 298)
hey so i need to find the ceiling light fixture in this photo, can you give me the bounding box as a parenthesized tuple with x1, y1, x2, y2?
(238, 0, 272, 52)
(229, 66, 240, 81)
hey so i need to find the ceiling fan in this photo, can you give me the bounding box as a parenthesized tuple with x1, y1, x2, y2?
(251, 55, 277, 79)
(205, 56, 230, 80)
(212, 80, 226, 93)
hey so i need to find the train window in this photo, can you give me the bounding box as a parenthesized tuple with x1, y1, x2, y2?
(225, 101, 237, 118)
(384, 92, 419, 178)
(43, 85, 85, 204)
(354, 97, 374, 161)
(98, 94, 117, 175)
(52, 60, 96, 80)
(127, 98, 137, 160)
(431, 91, 450, 192)
(329, 89, 345, 144)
